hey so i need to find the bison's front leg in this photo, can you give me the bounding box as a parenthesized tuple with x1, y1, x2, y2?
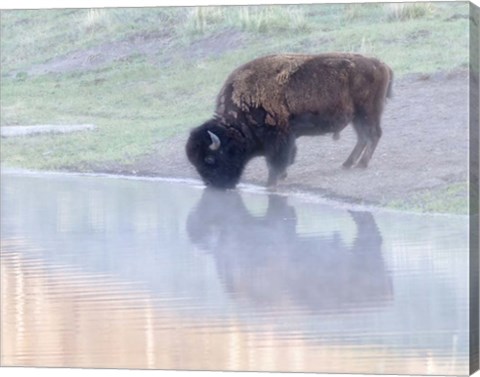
(265, 133, 296, 187)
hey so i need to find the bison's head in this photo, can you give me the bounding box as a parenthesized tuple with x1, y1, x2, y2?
(186, 119, 248, 189)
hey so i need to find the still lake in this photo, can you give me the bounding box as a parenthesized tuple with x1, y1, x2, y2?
(0, 171, 470, 375)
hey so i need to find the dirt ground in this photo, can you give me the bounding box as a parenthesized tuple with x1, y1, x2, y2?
(93, 69, 471, 205)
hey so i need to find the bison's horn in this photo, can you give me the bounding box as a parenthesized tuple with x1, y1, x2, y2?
(207, 130, 221, 151)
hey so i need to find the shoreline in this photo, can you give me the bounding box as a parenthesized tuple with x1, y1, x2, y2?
(1, 166, 468, 218)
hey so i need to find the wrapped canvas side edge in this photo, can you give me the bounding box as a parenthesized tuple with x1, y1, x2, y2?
(470, 1, 480, 375)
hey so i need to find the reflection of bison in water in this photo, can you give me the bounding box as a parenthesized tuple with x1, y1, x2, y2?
(187, 190, 393, 311)
(186, 53, 393, 189)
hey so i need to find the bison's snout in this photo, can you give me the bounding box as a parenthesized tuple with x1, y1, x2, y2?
(205, 181, 236, 190)
(202, 173, 240, 190)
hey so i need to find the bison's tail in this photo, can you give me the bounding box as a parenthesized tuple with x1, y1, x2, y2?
(386, 67, 394, 98)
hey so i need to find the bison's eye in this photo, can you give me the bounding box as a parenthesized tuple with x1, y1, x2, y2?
(204, 156, 216, 165)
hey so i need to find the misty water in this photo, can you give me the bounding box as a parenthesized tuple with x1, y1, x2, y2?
(0, 171, 470, 375)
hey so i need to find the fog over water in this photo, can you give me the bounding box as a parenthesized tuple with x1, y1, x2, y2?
(0, 171, 470, 374)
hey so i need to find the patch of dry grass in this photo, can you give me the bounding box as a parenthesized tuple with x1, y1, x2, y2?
(384, 2, 435, 21)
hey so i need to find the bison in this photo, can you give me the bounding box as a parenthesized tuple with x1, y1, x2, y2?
(186, 53, 393, 189)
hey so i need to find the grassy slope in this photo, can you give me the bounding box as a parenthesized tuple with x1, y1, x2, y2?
(0, 3, 471, 212)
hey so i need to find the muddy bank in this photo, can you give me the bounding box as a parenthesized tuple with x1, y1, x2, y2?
(87, 70, 470, 206)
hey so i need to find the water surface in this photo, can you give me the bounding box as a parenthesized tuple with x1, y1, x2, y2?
(0, 172, 470, 374)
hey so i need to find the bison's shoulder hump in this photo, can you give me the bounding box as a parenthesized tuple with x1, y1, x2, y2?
(220, 55, 315, 123)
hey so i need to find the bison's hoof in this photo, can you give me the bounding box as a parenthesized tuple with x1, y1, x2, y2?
(342, 162, 353, 169)
(356, 161, 369, 169)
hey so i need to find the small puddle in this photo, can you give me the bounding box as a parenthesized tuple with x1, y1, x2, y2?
(1, 124, 96, 138)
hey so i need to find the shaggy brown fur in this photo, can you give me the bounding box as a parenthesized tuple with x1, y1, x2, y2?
(186, 53, 393, 189)
(216, 53, 392, 129)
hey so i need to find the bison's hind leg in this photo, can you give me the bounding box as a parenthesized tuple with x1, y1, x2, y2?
(342, 120, 369, 169)
(350, 73, 389, 169)
(343, 112, 383, 169)
(357, 121, 382, 168)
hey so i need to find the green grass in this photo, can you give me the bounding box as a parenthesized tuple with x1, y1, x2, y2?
(0, 2, 472, 213)
(386, 183, 469, 215)
(1, 57, 216, 169)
